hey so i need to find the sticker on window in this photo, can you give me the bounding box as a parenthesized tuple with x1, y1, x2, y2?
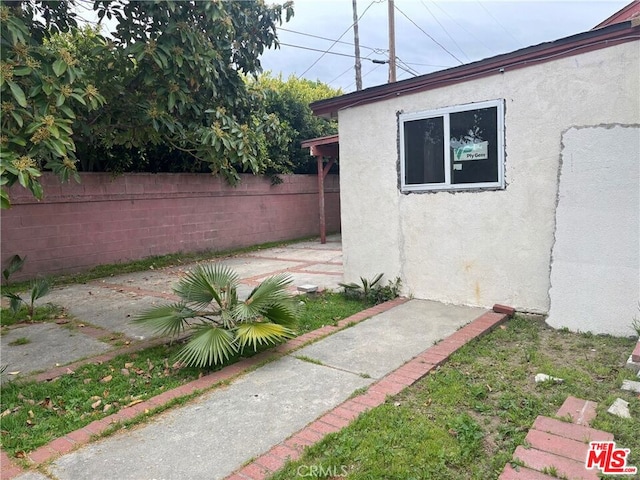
(452, 141, 488, 161)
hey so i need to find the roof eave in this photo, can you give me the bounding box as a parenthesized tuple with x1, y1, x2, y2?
(310, 21, 640, 119)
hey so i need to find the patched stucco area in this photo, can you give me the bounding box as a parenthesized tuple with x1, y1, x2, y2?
(547, 125, 640, 336)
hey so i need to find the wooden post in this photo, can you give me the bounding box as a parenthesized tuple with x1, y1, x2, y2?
(317, 154, 326, 244)
(388, 0, 396, 83)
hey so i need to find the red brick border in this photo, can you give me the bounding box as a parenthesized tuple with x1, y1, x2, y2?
(0, 451, 24, 479)
(0, 297, 408, 478)
(632, 340, 640, 363)
(225, 308, 512, 480)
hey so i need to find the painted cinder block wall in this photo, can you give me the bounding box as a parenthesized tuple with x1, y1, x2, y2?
(337, 41, 638, 332)
(0, 173, 340, 280)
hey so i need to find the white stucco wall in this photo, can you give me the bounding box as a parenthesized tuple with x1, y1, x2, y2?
(547, 125, 639, 336)
(338, 41, 639, 313)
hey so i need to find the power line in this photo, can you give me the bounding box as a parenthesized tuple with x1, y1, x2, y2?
(394, 4, 464, 65)
(297, 0, 378, 78)
(428, 1, 493, 54)
(420, 0, 471, 62)
(395, 57, 421, 76)
(278, 27, 387, 54)
(281, 42, 452, 70)
(345, 62, 383, 90)
(402, 60, 455, 68)
(476, 0, 520, 44)
(328, 51, 374, 86)
(280, 42, 383, 61)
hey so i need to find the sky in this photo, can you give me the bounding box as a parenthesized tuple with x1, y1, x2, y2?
(259, 0, 630, 92)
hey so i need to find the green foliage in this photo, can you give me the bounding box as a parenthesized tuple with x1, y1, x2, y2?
(2, 277, 52, 319)
(339, 274, 402, 305)
(0, 1, 105, 207)
(2, 254, 26, 285)
(135, 265, 299, 367)
(252, 72, 341, 174)
(0, 303, 62, 327)
(1, 0, 295, 207)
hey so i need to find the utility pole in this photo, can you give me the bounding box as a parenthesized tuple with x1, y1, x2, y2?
(388, 0, 396, 83)
(352, 0, 363, 90)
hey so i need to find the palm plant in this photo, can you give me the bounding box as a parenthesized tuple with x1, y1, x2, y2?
(3, 277, 52, 319)
(135, 265, 298, 368)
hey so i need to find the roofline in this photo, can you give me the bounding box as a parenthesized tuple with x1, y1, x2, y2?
(300, 134, 339, 148)
(593, 0, 640, 29)
(310, 21, 640, 119)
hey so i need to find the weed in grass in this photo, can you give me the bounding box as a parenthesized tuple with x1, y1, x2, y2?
(8, 337, 30, 346)
(359, 372, 371, 379)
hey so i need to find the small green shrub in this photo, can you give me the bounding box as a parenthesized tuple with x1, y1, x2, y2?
(3, 278, 53, 320)
(339, 274, 402, 305)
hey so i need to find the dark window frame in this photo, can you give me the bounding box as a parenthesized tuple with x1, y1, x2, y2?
(399, 99, 505, 192)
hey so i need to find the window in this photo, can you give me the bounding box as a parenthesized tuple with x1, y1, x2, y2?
(399, 99, 505, 192)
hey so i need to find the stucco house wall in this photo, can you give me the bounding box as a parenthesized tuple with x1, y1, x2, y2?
(337, 40, 639, 317)
(547, 125, 639, 336)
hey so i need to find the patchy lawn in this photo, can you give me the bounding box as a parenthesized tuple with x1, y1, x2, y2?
(269, 315, 640, 480)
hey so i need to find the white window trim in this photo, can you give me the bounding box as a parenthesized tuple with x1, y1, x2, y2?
(399, 99, 505, 193)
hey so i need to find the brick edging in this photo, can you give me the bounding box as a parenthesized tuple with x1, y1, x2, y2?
(0, 297, 408, 479)
(632, 340, 640, 363)
(228, 308, 511, 480)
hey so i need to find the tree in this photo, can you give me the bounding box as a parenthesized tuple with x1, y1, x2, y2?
(0, 0, 294, 208)
(135, 265, 298, 368)
(1, 1, 106, 208)
(253, 73, 341, 174)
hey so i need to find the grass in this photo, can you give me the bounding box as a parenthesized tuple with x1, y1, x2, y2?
(297, 292, 371, 333)
(268, 316, 640, 480)
(8, 337, 30, 346)
(0, 292, 370, 457)
(0, 304, 65, 328)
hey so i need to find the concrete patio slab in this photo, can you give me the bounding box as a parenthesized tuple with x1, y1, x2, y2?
(247, 248, 342, 264)
(95, 268, 185, 295)
(41, 284, 168, 340)
(294, 300, 486, 379)
(1, 323, 111, 380)
(298, 263, 344, 274)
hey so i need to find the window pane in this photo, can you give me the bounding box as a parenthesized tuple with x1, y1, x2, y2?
(449, 107, 498, 184)
(404, 117, 445, 185)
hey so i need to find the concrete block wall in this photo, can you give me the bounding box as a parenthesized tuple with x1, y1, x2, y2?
(1, 173, 340, 280)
